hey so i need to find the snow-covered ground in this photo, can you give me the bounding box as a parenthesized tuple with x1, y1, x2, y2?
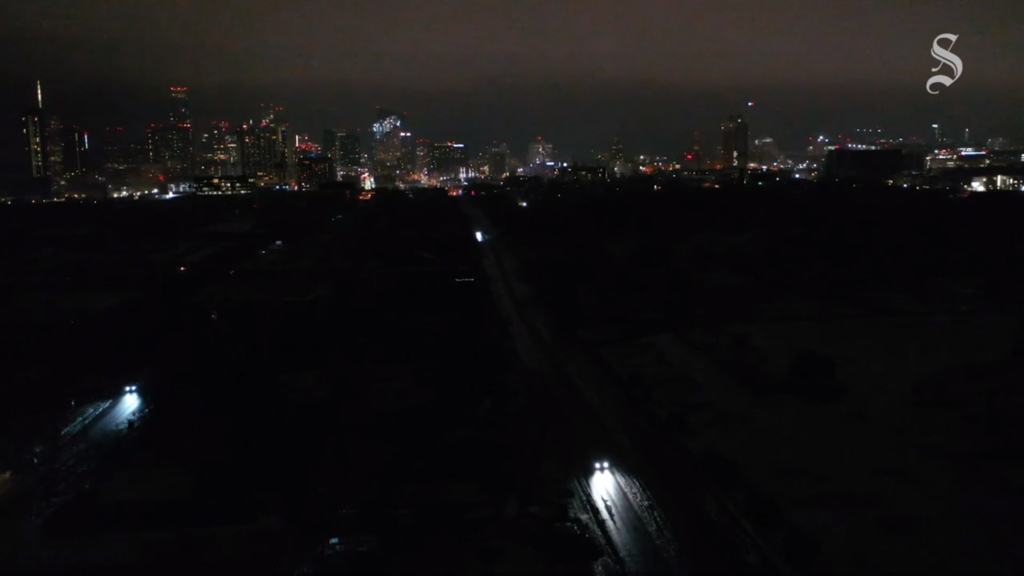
(596, 313, 1024, 572)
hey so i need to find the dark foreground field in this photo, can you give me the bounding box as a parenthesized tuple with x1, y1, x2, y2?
(479, 186, 1024, 572)
(1, 193, 601, 572)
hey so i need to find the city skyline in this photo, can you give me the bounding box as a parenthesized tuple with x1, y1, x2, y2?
(9, 80, 1016, 158)
(3, 1, 1024, 169)
(13, 75, 1024, 200)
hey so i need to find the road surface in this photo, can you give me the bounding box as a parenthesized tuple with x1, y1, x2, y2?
(464, 197, 789, 575)
(585, 468, 683, 574)
(85, 392, 145, 441)
(465, 199, 684, 575)
(32, 390, 146, 525)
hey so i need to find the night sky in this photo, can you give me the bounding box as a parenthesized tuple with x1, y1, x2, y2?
(2, 0, 1024, 163)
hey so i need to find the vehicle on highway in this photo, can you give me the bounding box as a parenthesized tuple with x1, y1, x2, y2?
(594, 460, 610, 471)
(124, 385, 137, 393)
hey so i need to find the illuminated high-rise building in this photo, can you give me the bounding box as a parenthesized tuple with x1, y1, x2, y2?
(62, 125, 88, 176)
(751, 136, 779, 167)
(238, 121, 285, 183)
(22, 81, 64, 194)
(102, 127, 132, 177)
(236, 106, 295, 185)
(527, 138, 554, 165)
(198, 121, 231, 176)
(297, 156, 336, 189)
(323, 129, 340, 164)
(610, 138, 625, 163)
(23, 109, 46, 179)
(414, 139, 432, 175)
(400, 131, 414, 174)
(165, 87, 194, 179)
(429, 142, 467, 179)
(236, 123, 258, 177)
(336, 130, 362, 174)
(527, 137, 555, 177)
(608, 137, 627, 177)
(372, 107, 406, 178)
(720, 114, 748, 180)
(170, 87, 190, 125)
(484, 142, 509, 179)
(987, 137, 1013, 151)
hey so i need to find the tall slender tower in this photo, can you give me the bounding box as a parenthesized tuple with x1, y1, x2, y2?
(166, 87, 194, 180)
(720, 114, 749, 182)
(22, 80, 63, 193)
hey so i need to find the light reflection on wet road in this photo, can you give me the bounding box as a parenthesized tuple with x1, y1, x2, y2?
(466, 200, 687, 575)
(86, 392, 144, 441)
(581, 466, 682, 575)
(30, 391, 146, 526)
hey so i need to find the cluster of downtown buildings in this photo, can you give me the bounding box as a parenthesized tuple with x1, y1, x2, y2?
(16, 84, 1024, 200)
(18, 84, 544, 199)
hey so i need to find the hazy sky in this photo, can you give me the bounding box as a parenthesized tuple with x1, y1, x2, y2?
(2, 0, 1024, 161)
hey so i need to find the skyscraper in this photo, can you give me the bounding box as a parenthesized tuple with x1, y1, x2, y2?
(169, 87, 190, 125)
(429, 142, 467, 179)
(23, 109, 46, 179)
(414, 139, 432, 175)
(751, 137, 779, 167)
(609, 137, 627, 177)
(22, 80, 63, 194)
(237, 117, 294, 185)
(62, 125, 88, 176)
(102, 127, 132, 178)
(484, 142, 509, 180)
(198, 121, 231, 176)
(400, 131, 414, 174)
(336, 131, 362, 174)
(527, 137, 555, 177)
(166, 87, 194, 179)
(323, 129, 339, 157)
(610, 138, 625, 164)
(235, 105, 296, 185)
(372, 107, 406, 179)
(720, 114, 749, 181)
(527, 138, 554, 165)
(323, 129, 341, 178)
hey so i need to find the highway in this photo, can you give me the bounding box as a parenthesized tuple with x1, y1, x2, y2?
(17, 389, 147, 538)
(464, 197, 781, 574)
(465, 198, 684, 575)
(85, 390, 145, 441)
(587, 468, 676, 573)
